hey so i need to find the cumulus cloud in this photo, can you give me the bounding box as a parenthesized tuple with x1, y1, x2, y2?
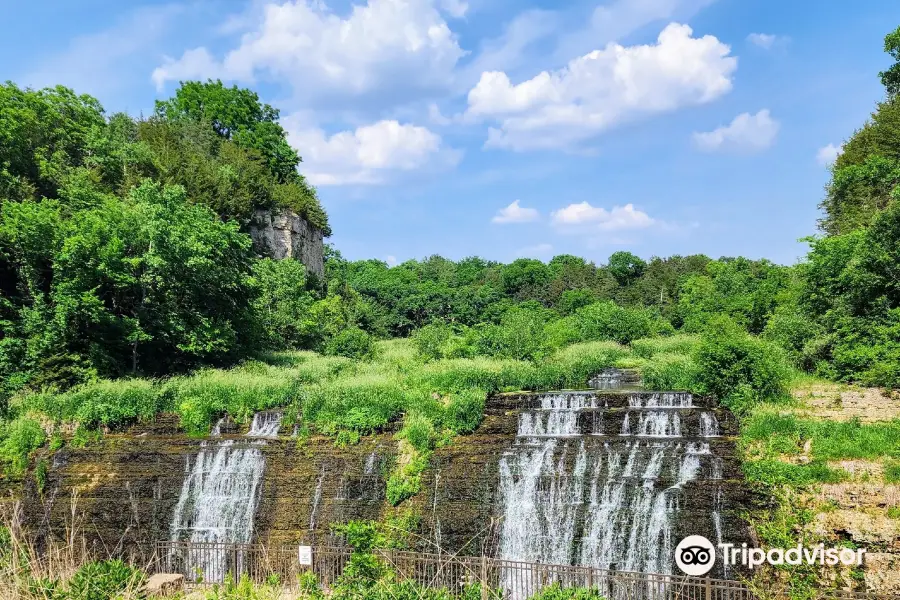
(693, 109, 779, 152)
(746, 33, 787, 49)
(551, 202, 655, 231)
(151, 0, 465, 105)
(817, 143, 843, 166)
(386, 255, 399, 266)
(465, 23, 737, 151)
(284, 117, 462, 185)
(492, 200, 540, 224)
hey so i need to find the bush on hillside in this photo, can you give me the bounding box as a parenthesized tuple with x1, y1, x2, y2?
(412, 323, 453, 361)
(692, 316, 791, 413)
(66, 559, 146, 600)
(0, 418, 46, 477)
(641, 352, 697, 391)
(762, 306, 824, 370)
(325, 327, 377, 361)
(573, 301, 671, 344)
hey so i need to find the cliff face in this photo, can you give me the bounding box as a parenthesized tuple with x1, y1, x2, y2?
(249, 208, 324, 278)
(23, 392, 751, 577)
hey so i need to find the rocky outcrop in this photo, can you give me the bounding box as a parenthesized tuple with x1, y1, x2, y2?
(249, 208, 324, 278)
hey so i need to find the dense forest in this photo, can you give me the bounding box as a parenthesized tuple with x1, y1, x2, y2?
(1, 27, 900, 489)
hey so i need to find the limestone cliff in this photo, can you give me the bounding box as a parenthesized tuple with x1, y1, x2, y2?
(249, 208, 325, 278)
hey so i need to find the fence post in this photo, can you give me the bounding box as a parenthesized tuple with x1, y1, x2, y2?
(705, 576, 711, 600)
(480, 555, 488, 600)
(586, 567, 592, 590)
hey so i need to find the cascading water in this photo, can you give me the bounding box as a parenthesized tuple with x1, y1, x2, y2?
(497, 383, 728, 597)
(169, 411, 278, 582)
(247, 411, 282, 438)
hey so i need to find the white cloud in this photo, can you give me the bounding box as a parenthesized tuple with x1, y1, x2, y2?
(817, 143, 843, 166)
(492, 200, 540, 224)
(465, 23, 737, 151)
(551, 202, 655, 231)
(554, 0, 718, 63)
(151, 0, 465, 104)
(746, 33, 787, 49)
(386, 255, 398, 266)
(692, 109, 779, 152)
(439, 0, 468, 18)
(516, 243, 553, 258)
(284, 117, 461, 185)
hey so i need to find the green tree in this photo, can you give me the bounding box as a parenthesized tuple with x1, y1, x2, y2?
(880, 26, 900, 97)
(154, 79, 300, 182)
(606, 251, 646, 286)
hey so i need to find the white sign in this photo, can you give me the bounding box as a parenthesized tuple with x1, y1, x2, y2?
(298, 545, 312, 566)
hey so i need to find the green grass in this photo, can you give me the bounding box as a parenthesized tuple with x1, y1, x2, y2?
(743, 459, 847, 486)
(741, 409, 900, 461)
(630, 334, 699, 359)
(885, 459, 900, 483)
(640, 352, 696, 391)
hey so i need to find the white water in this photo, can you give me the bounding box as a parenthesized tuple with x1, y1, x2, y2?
(247, 411, 282, 438)
(309, 467, 325, 531)
(498, 387, 726, 592)
(700, 412, 720, 437)
(169, 440, 266, 582)
(169, 410, 285, 582)
(364, 452, 378, 475)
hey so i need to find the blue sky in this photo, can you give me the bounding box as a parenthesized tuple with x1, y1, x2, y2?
(4, 0, 899, 266)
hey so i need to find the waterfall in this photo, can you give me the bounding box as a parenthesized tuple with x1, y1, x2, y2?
(700, 411, 720, 437)
(247, 411, 282, 438)
(309, 467, 325, 531)
(169, 410, 280, 582)
(498, 384, 727, 592)
(364, 452, 378, 475)
(210, 417, 225, 437)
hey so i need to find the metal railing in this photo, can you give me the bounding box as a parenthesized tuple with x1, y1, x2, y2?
(154, 541, 896, 600)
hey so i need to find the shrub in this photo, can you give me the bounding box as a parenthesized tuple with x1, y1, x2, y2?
(572, 301, 663, 344)
(641, 352, 697, 391)
(66, 559, 146, 600)
(630, 334, 699, 359)
(443, 388, 486, 433)
(0, 417, 46, 477)
(398, 411, 436, 452)
(886, 460, 900, 483)
(544, 316, 580, 349)
(527, 583, 606, 600)
(692, 317, 791, 412)
(413, 323, 453, 361)
(474, 305, 552, 361)
(325, 327, 377, 361)
(762, 306, 824, 370)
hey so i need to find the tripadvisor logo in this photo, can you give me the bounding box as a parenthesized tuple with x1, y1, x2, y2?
(674, 536, 867, 576)
(675, 536, 716, 576)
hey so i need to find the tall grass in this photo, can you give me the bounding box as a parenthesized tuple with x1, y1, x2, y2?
(630, 334, 699, 359)
(640, 353, 696, 391)
(742, 410, 900, 461)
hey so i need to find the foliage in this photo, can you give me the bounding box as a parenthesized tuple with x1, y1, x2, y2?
(881, 26, 900, 98)
(527, 583, 606, 600)
(607, 251, 646, 286)
(325, 327, 377, 361)
(0, 417, 45, 477)
(572, 301, 671, 344)
(640, 352, 696, 391)
(691, 317, 791, 413)
(66, 559, 146, 600)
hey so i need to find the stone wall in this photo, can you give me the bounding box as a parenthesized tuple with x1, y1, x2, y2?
(249, 208, 324, 278)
